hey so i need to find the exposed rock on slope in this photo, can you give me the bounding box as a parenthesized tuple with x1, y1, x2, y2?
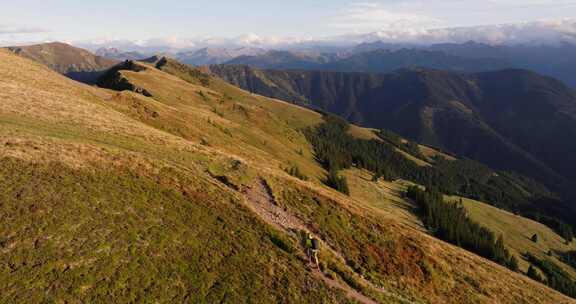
(97, 60, 153, 96)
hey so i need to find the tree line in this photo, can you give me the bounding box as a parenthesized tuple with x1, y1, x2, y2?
(303, 114, 573, 242)
(303, 114, 576, 299)
(406, 186, 519, 272)
(526, 253, 576, 298)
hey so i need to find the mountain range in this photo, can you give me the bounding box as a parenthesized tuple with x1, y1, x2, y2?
(209, 65, 576, 198)
(90, 39, 576, 88)
(4, 41, 576, 303)
(95, 47, 149, 61)
(224, 42, 576, 88)
(8, 41, 576, 203)
(176, 47, 267, 65)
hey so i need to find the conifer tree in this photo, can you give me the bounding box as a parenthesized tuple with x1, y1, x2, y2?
(527, 265, 542, 282)
(508, 255, 519, 272)
(325, 169, 349, 195)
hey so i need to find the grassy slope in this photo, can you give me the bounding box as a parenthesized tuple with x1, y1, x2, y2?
(342, 138, 576, 287)
(343, 162, 576, 297)
(5, 42, 117, 74)
(0, 50, 346, 304)
(0, 50, 573, 303)
(343, 169, 424, 231)
(447, 196, 576, 277)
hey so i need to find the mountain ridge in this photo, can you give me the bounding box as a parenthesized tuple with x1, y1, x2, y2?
(2, 47, 573, 303)
(5, 42, 118, 84)
(222, 42, 576, 88)
(209, 65, 576, 192)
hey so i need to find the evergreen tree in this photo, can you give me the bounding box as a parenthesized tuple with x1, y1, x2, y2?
(406, 186, 516, 271)
(508, 255, 519, 272)
(561, 223, 574, 243)
(526, 254, 576, 298)
(494, 235, 509, 265)
(371, 171, 381, 182)
(527, 265, 542, 282)
(285, 164, 308, 181)
(303, 113, 575, 261)
(325, 169, 349, 195)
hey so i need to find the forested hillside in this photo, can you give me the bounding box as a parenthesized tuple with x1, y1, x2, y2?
(211, 65, 576, 201)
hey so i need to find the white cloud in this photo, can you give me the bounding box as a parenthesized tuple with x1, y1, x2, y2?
(329, 2, 444, 32)
(344, 18, 576, 45)
(329, 0, 576, 34)
(70, 18, 576, 53)
(0, 25, 48, 35)
(75, 33, 320, 53)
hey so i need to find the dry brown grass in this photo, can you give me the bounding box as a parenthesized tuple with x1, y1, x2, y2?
(419, 144, 456, 161)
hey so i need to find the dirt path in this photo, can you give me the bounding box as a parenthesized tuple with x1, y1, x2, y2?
(242, 178, 414, 304)
(242, 178, 306, 232)
(312, 270, 379, 304)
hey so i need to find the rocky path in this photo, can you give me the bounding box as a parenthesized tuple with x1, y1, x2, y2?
(242, 178, 306, 233)
(312, 270, 379, 304)
(242, 178, 414, 304)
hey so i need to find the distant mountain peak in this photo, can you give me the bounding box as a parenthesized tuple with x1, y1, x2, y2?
(95, 47, 148, 61)
(175, 47, 267, 65)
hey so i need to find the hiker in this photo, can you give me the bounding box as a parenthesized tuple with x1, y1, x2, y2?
(306, 234, 320, 268)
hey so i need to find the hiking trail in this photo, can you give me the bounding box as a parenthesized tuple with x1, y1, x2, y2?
(242, 178, 415, 304)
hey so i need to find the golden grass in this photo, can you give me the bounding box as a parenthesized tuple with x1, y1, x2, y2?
(419, 144, 456, 161)
(448, 195, 576, 277)
(395, 148, 432, 167)
(343, 169, 424, 230)
(106, 61, 327, 182)
(347, 125, 379, 140)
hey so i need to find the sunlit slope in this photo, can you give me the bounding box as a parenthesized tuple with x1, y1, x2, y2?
(98, 58, 326, 181)
(5, 42, 117, 83)
(448, 196, 576, 276)
(0, 49, 350, 303)
(0, 50, 573, 303)
(110, 56, 575, 303)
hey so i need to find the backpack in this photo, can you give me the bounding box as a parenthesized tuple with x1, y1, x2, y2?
(311, 238, 319, 250)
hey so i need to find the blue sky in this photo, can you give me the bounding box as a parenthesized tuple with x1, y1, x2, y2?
(1, 0, 575, 46)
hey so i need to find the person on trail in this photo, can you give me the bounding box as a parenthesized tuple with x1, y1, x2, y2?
(306, 234, 320, 268)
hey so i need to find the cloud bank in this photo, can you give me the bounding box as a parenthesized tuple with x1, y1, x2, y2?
(328, 2, 444, 32)
(0, 25, 48, 35)
(344, 18, 576, 45)
(74, 18, 576, 52)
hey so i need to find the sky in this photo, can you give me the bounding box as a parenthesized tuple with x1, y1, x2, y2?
(1, 0, 576, 48)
